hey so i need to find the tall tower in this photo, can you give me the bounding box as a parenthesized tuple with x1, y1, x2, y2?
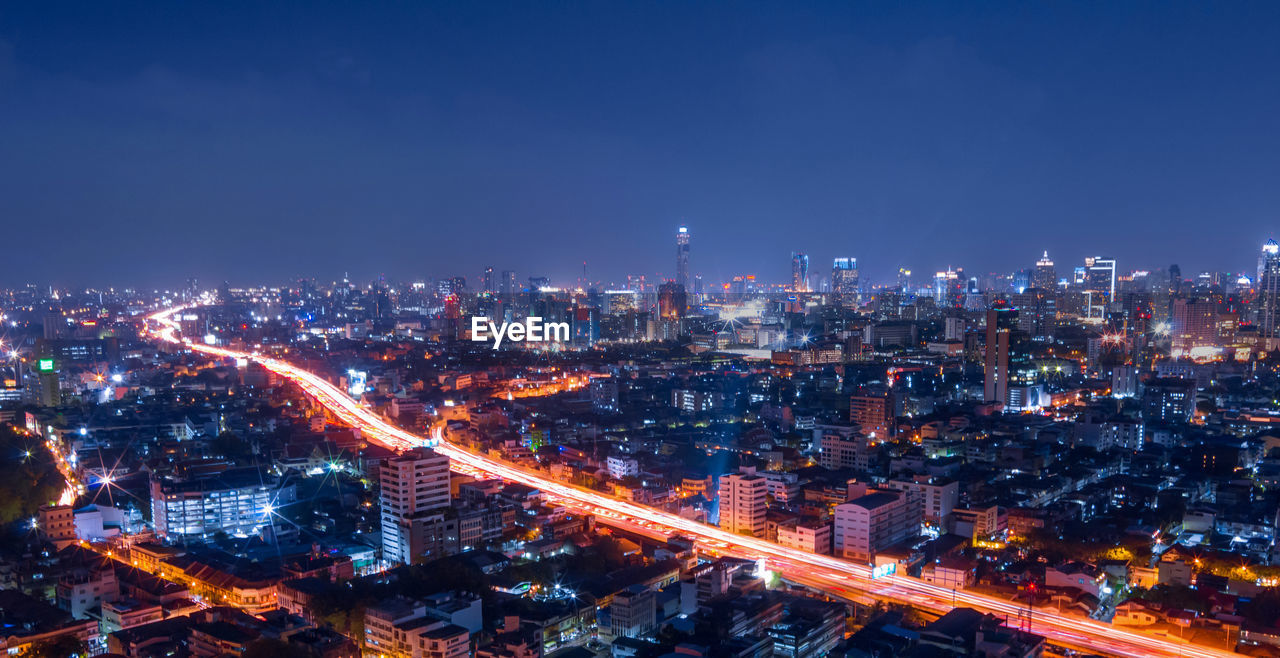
(791, 253, 810, 292)
(1259, 240, 1280, 348)
(675, 226, 690, 290)
(984, 304, 1020, 405)
(1032, 251, 1056, 290)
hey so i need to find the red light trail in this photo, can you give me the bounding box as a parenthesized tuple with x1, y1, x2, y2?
(144, 307, 1238, 657)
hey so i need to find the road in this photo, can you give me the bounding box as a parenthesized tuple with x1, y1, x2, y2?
(144, 307, 1240, 657)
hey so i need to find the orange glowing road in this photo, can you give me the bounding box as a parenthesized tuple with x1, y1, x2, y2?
(145, 307, 1238, 658)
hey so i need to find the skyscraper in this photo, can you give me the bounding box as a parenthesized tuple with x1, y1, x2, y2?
(658, 282, 686, 320)
(1033, 251, 1056, 290)
(832, 257, 859, 301)
(675, 226, 690, 290)
(500, 270, 517, 298)
(1258, 240, 1280, 348)
(984, 304, 1020, 404)
(791, 253, 810, 292)
(482, 267, 494, 294)
(1171, 297, 1217, 355)
(1084, 256, 1117, 318)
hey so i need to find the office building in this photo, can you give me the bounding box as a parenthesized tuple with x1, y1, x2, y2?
(1143, 378, 1196, 424)
(849, 388, 899, 438)
(792, 253, 810, 293)
(150, 468, 296, 539)
(832, 258, 859, 301)
(591, 377, 619, 414)
(1259, 239, 1280, 349)
(983, 305, 1016, 404)
(1084, 256, 1117, 317)
(1171, 298, 1217, 355)
(1033, 251, 1056, 290)
(676, 226, 690, 290)
(658, 283, 686, 321)
(500, 270, 517, 297)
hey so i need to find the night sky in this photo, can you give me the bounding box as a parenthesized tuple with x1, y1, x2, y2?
(2, 3, 1279, 288)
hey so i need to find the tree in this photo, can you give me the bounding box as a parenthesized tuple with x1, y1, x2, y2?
(210, 431, 252, 461)
(0, 425, 65, 525)
(29, 635, 88, 658)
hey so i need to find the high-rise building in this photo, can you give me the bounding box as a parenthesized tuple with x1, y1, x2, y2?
(983, 304, 1019, 405)
(1033, 251, 1056, 290)
(791, 253, 810, 292)
(934, 268, 964, 307)
(676, 226, 690, 290)
(658, 282, 686, 321)
(832, 258, 859, 301)
(849, 387, 899, 438)
(1171, 298, 1217, 355)
(896, 268, 912, 292)
(381, 447, 452, 565)
(717, 468, 768, 537)
(1258, 240, 1280, 348)
(1011, 287, 1056, 340)
(482, 267, 494, 294)
(500, 270, 517, 298)
(1143, 378, 1195, 424)
(1084, 256, 1117, 317)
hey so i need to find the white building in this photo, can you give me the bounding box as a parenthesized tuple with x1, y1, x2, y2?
(815, 423, 872, 471)
(884, 475, 958, 528)
(381, 447, 452, 565)
(150, 467, 295, 539)
(760, 471, 800, 505)
(833, 489, 922, 563)
(607, 455, 639, 480)
(609, 585, 656, 640)
(922, 557, 975, 590)
(718, 468, 768, 538)
(364, 597, 470, 658)
(776, 519, 832, 555)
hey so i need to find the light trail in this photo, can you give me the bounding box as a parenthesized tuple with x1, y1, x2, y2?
(144, 306, 1238, 657)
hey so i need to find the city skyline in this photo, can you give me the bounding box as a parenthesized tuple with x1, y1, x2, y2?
(3, 4, 1280, 285)
(8, 5, 1280, 658)
(3, 236, 1277, 294)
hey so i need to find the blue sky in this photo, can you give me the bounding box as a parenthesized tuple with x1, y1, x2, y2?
(2, 2, 1279, 287)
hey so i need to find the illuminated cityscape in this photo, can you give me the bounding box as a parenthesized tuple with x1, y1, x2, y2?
(3, 4, 1280, 658)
